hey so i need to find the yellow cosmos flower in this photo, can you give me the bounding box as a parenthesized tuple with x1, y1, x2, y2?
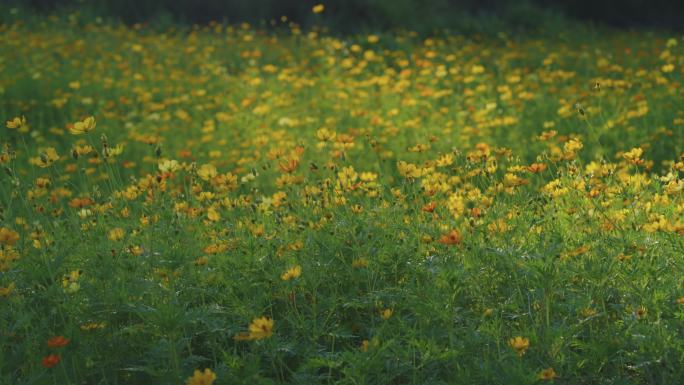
(198, 164, 217, 181)
(0, 283, 15, 297)
(62, 270, 82, 294)
(235, 316, 274, 341)
(6, 116, 29, 132)
(206, 207, 221, 222)
(185, 368, 217, 385)
(158, 159, 180, 173)
(281, 265, 302, 281)
(622, 147, 644, 165)
(80, 322, 107, 331)
(538, 367, 557, 380)
(509, 336, 530, 357)
(249, 316, 274, 338)
(0, 227, 20, 246)
(108, 228, 125, 242)
(312, 4, 325, 14)
(33, 147, 59, 168)
(69, 116, 96, 135)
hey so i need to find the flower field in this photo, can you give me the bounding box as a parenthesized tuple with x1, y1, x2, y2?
(1, 10, 683, 385)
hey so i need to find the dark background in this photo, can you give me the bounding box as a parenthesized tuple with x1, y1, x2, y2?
(5, 0, 684, 33)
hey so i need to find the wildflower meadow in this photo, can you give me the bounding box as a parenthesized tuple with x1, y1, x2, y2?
(0, 3, 683, 385)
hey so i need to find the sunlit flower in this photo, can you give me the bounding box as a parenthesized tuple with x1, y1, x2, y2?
(69, 116, 96, 135)
(198, 164, 217, 181)
(35, 147, 59, 168)
(622, 147, 644, 165)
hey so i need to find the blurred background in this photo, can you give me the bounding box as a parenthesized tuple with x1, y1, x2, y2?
(3, 0, 683, 34)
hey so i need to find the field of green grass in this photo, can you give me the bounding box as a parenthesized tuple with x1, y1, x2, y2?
(1, 8, 683, 385)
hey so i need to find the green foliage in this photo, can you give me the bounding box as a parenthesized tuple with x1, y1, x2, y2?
(0, 10, 683, 385)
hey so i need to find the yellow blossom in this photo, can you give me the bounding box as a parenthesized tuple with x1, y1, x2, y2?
(0, 227, 20, 246)
(539, 367, 557, 380)
(198, 164, 217, 181)
(0, 283, 15, 297)
(185, 368, 217, 385)
(108, 228, 125, 241)
(509, 336, 530, 357)
(69, 116, 96, 135)
(6, 116, 29, 132)
(235, 316, 274, 341)
(281, 265, 302, 281)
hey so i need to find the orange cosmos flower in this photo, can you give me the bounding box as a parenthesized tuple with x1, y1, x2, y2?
(438, 229, 461, 246)
(42, 354, 61, 368)
(278, 158, 299, 173)
(421, 202, 436, 213)
(527, 163, 547, 173)
(47, 336, 70, 348)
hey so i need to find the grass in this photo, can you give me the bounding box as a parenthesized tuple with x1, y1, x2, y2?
(0, 8, 683, 385)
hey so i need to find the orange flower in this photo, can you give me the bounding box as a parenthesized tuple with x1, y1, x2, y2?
(438, 229, 461, 246)
(278, 158, 299, 173)
(68, 197, 94, 208)
(0, 227, 20, 246)
(42, 354, 61, 368)
(527, 163, 547, 173)
(421, 202, 436, 213)
(47, 336, 70, 348)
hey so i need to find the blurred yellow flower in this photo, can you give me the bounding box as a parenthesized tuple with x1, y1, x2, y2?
(34, 147, 59, 168)
(69, 116, 96, 135)
(0, 283, 15, 297)
(235, 316, 274, 341)
(538, 367, 557, 380)
(509, 336, 530, 357)
(198, 164, 217, 181)
(108, 228, 125, 242)
(0, 227, 20, 246)
(312, 4, 325, 14)
(6, 116, 29, 132)
(380, 308, 393, 320)
(281, 265, 302, 281)
(185, 368, 217, 385)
